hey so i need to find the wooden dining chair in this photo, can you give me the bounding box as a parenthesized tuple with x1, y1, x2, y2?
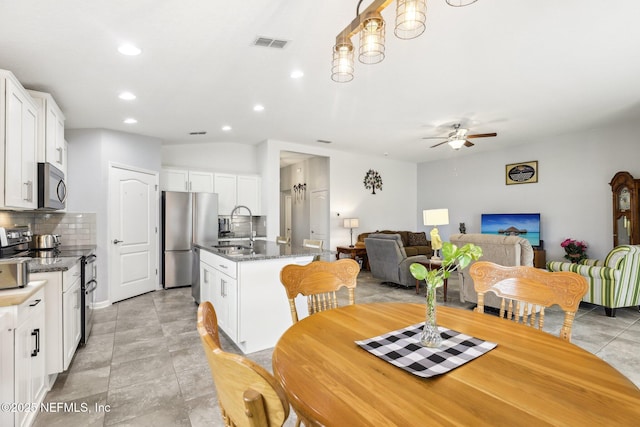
(280, 258, 360, 323)
(197, 302, 291, 427)
(469, 261, 588, 342)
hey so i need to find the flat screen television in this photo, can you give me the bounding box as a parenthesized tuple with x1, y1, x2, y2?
(481, 213, 541, 247)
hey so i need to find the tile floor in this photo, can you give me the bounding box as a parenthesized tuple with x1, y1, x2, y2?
(33, 271, 640, 426)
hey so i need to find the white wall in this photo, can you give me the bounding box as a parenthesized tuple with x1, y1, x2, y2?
(162, 139, 419, 249)
(417, 121, 640, 262)
(161, 142, 258, 174)
(260, 140, 418, 248)
(67, 129, 162, 304)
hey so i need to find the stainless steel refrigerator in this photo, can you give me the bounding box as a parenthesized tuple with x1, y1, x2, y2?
(161, 191, 218, 296)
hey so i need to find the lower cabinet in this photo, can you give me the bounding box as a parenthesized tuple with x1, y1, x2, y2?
(0, 286, 47, 427)
(62, 279, 82, 368)
(200, 254, 238, 340)
(31, 260, 82, 379)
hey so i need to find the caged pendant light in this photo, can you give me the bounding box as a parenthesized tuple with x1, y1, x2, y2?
(446, 0, 478, 6)
(331, 0, 479, 82)
(395, 0, 427, 39)
(358, 11, 386, 64)
(331, 36, 355, 83)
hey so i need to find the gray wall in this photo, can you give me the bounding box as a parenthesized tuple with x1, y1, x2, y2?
(66, 129, 162, 304)
(417, 120, 640, 263)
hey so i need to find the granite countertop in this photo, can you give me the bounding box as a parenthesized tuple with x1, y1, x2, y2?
(27, 245, 96, 273)
(195, 239, 332, 262)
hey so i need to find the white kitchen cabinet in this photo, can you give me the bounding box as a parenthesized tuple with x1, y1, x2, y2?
(62, 278, 81, 369)
(27, 90, 66, 176)
(0, 286, 47, 427)
(214, 173, 261, 215)
(237, 175, 261, 215)
(160, 168, 214, 193)
(200, 251, 238, 341)
(1, 70, 38, 209)
(0, 312, 14, 427)
(31, 259, 82, 380)
(214, 173, 237, 215)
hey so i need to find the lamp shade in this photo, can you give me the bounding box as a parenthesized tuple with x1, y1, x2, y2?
(423, 209, 449, 226)
(343, 218, 360, 228)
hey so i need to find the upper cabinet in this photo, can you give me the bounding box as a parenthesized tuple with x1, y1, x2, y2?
(28, 90, 67, 176)
(214, 173, 261, 215)
(160, 168, 214, 193)
(1, 70, 38, 209)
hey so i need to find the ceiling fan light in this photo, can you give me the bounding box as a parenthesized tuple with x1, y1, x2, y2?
(446, 0, 478, 7)
(448, 139, 465, 150)
(395, 0, 427, 39)
(358, 11, 385, 64)
(331, 38, 354, 82)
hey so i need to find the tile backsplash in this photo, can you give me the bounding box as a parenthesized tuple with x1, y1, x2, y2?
(0, 211, 96, 246)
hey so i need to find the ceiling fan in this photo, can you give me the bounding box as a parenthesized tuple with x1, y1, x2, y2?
(423, 124, 497, 150)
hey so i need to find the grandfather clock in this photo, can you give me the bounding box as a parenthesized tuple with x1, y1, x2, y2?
(610, 171, 640, 246)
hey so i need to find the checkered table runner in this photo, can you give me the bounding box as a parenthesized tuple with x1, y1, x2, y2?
(355, 323, 497, 378)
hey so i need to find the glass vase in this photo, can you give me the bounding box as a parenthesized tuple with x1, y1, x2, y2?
(420, 285, 443, 347)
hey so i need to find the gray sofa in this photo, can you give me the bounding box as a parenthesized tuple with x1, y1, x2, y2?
(364, 233, 431, 288)
(449, 233, 534, 309)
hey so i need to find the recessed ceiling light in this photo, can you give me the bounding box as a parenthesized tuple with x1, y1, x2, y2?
(253, 104, 265, 112)
(290, 70, 304, 79)
(118, 44, 141, 56)
(118, 91, 136, 100)
(222, 125, 232, 131)
(123, 118, 138, 124)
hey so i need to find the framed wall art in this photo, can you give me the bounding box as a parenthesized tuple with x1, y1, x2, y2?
(505, 161, 538, 185)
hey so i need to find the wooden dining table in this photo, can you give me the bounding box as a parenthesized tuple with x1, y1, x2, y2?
(272, 303, 640, 426)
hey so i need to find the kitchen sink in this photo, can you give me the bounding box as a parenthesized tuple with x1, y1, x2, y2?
(212, 244, 252, 250)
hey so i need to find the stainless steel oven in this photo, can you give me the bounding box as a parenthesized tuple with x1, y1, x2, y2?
(81, 253, 97, 344)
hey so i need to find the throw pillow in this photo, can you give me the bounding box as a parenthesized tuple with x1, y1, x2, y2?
(408, 232, 428, 246)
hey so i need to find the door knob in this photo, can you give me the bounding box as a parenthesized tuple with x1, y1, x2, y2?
(113, 239, 123, 244)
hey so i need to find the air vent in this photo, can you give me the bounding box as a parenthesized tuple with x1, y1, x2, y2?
(253, 37, 289, 49)
(316, 139, 332, 144)
(189, 131, 207, 136)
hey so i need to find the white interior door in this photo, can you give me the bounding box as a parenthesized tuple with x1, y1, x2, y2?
(109, 165, 158, 302)
(310, 189, 329, 246)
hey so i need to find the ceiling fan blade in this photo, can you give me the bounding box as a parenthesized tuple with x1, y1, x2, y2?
(422, 136, 447, 140)
(464, 140, 474, 147)
(467, 133, 497, 139)
(430, 140, 449, 148)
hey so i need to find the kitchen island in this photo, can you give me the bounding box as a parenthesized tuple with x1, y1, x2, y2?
(195, 240, 330, 354)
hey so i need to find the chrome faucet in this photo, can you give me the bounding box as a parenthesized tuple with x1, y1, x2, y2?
(230, 205, 254, 246)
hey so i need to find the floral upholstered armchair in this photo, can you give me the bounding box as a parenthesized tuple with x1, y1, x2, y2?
(547, 245, 640, 317)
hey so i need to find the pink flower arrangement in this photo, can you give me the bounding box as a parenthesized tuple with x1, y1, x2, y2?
(561, 238, 588, 263)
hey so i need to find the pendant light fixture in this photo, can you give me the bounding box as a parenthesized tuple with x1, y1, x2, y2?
(395, 0, 427, 39)
(358, 11, 385, 64)
(331, 0, 479, 82)
(331, 36, 355, 82)
(446, 0, 478, 6)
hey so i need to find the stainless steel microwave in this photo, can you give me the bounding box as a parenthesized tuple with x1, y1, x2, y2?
(37, 162, 67, 210)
